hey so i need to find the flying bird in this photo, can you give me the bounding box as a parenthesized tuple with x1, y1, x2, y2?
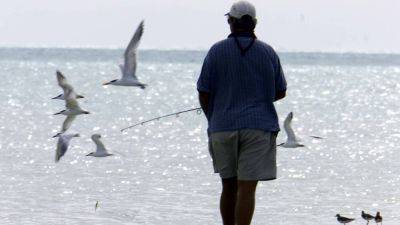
(55, 133, 80, 162)
(86, 134, 113, 157)
(54, 88, 90, 116)
(374, 212, 382, 225)
(52, 71, 84, 100)
(278, 112, 305, 148)
(103, 20, 146, 88)
(361, 211, 375, 225)
(336, 214, 355, 224)
(278, 112, 324, 148)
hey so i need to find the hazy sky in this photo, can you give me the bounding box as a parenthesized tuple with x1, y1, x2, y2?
(1, 0, 399, 52)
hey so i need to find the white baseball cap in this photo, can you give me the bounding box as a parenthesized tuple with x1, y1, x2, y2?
(225, 1, 256, 19)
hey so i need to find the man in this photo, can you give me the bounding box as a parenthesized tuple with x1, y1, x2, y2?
(197, 1, 287, 225)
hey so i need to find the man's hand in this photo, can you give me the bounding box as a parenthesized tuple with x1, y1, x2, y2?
(275, 90, 286, 101)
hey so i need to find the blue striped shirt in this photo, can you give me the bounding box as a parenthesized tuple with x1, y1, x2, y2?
(197, 34, 286, 132)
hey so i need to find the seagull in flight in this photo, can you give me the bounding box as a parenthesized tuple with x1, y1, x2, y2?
(278, 112, 305, 148)
(278, 112, 324, 148)
(55, 133, 80, 162)
(52, 71, 84, 100)
(86, 134, 113, 157)
(103, 20, 146, 89)
(336, 214, 355, 224)
(54, 88, 90, 116)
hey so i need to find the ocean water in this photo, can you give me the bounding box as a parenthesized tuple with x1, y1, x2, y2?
(0, 48, 400, 225)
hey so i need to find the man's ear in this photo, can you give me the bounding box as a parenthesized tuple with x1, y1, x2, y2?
(253, 18, 257, 26)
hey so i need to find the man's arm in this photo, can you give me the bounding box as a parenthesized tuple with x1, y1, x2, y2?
(197, 47, 215, 120)
(272, 50, 287, 102)
(198, 91, 210, 119)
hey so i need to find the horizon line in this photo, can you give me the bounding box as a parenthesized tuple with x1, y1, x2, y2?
(0, 45, 399, 55)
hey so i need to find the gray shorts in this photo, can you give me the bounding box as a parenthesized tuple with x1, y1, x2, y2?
(208, 129, 277, 181)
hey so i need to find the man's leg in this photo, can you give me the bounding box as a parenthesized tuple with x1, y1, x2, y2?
(235, 180, 258, 225)
(220, 177, 238, 225)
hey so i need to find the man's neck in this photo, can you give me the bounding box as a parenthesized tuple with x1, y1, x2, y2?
(228, 30, 256, 38)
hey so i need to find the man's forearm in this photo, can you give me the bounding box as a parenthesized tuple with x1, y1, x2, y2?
(198, 91, 210, 118)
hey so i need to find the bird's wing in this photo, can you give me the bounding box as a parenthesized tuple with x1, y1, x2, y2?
(365, 214, 375, 219)
(94, 139, 108, 154)
(61, 115, 76, 133)
(119, 64, 124, 74)
(283, 112, 297, 142)
(56, 71, 68, 87)
(61, 83, 75, 96)
(122, 20, 144, 80)
(57, 71, 79, 96)
(56, 135, 70, 162)
(65, 90, 80, 110)
(340, 216, 355, 222)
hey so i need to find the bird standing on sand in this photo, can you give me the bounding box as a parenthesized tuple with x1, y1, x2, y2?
(336, 214, 355, 224)
(86, 134, 113, 157)
(55, 133, 80, 162)
(375, 212, 382, 225)
(362, 211, 375, 225)
(103, 20, 146, 88)
(52, 71, 84, 100)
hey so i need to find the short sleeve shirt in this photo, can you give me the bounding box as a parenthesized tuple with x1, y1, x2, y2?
(197, 35, 286, 132)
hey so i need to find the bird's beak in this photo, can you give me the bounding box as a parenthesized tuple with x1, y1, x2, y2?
(103, 82, 111, 86)
(52, 94, 62, 99)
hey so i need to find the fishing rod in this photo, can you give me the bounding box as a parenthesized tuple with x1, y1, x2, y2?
(121, 107, 202, 132)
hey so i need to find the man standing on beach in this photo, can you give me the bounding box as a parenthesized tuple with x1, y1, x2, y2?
(197, 1, 287, 225)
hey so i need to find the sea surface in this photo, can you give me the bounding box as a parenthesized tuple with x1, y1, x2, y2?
(1, 48, 400, 225)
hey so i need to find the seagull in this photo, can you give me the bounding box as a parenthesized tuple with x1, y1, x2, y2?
(278, 112, 305, 148)
(103, 20, 146, 89)
(55, 133, 80, 162)
(52, 71, 84, 100)
(374, 212, 382, 225)
(362, 211, 375, 225)
(336, 214, 355, 224)
(54, 88, 90, 116)
(86, 134, 113, 157)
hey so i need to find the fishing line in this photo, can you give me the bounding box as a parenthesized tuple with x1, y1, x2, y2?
(121, 107, 202, 132)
